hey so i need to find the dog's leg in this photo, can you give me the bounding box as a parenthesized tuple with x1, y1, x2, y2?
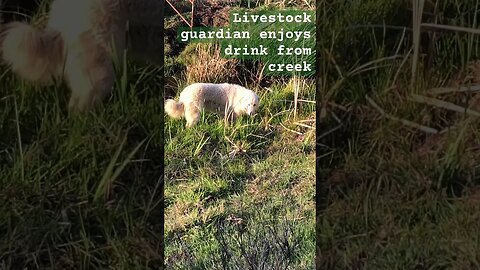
(225, 112, 238, 127)
(223, 105, 237, 126)
(66, 64, 114, 111)
(184, 102, 201, 128)
(65, 40, 114, 112)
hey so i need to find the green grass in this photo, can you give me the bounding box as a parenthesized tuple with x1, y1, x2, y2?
(0, 47, 164, 268)
(319, 0, 480, 268)
(0, 1, 316, 269)
(164, 2, 316, 268)
(164, 81, 316, 269)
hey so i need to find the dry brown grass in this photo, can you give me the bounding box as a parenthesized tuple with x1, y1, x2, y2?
(183, 43, 238, 84)
(259, 0, 315, 9)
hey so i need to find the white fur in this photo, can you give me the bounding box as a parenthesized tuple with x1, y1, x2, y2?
(0, 0, 163, 111)
(165, 83, 260, 128)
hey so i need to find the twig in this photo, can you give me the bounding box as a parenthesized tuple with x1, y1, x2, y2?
(317, 124, 343, 140)
(365, 95, 438, 134)
(166, 0, 194, 28)
(293, 122, 315, 129)
(280, 123, 303, 135)
(411, 94, 480, 117)
(411, 0, 425, 87)
(330, 111, 342, 124)
(421, 23, 480, 34)
(293, 77, 299, 120)
(427, 84, 480, 95)
(296, 99, 315, 104)
(295, 119, 316, 123)
(346, 24, 413, 32)
(347, 23, 480, 34)
(327, 102, 349, 111)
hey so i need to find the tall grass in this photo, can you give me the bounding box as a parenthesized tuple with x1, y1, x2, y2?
(0, 2, 165, 268)
(164, 31, 315, 267)
(319, 0, 480, 268)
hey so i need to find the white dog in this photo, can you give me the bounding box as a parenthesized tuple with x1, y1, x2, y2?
(0, 0, 163, 111)
(165, 83, 260, 128)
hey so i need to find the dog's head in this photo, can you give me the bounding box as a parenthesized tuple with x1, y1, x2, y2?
(241, 90, 260, 116)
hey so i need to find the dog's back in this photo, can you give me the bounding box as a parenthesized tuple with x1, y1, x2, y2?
(167, 83, 259, 127)
(179, 83, 229, 104)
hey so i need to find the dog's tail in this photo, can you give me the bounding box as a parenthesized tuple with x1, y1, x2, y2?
(165, 99, 185, 119)
(0, 22, 64, 82)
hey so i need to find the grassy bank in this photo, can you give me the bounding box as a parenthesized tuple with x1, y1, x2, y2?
(164, 0, 315, 268)
(0, 1, 165, 268)
(319, 0, 480, 268)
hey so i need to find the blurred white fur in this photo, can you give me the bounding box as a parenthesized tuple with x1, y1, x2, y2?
(0, 0, 163, 111)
